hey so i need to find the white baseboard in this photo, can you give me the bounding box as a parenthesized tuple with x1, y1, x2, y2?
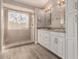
(4, 40, 34, 49)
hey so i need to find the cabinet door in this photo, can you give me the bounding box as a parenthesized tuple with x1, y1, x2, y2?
(51, 36, 58, 55)
(43, 31, 49, 45)
(67, 39, 74, 59)
(38, 30, 44, 44)
(38, 30, 50, 49)
(38, 30, 41, 43)
(58, 37, 64, 58)
(67, 13, 74, 39)
(65, 0, 75, 58)
(42, 31, 50, 49)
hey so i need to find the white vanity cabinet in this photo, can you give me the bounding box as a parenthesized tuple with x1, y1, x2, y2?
(38, 29, 65, 58)
(57, 37, 64, 58)
(38, 30, 50, 49)
(50, 32, 64, 58)
(50, 36, 58, 55)
(38, 30, 43, 44)
(65, 0, 78, 58)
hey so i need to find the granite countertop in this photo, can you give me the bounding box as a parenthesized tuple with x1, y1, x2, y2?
(37, 27, 65, 33)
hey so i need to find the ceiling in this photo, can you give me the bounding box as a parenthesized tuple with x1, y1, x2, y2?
(14, 0, 49, 8)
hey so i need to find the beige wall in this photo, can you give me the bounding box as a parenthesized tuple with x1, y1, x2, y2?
(5, 30, 31, 45)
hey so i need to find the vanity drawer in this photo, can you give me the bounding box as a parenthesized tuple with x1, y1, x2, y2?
(50, 32, 65, 37)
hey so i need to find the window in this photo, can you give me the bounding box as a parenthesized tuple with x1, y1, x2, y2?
(8, 10, 29, 30)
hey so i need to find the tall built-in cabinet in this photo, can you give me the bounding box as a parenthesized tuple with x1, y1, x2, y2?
(65, 0, 77, 59)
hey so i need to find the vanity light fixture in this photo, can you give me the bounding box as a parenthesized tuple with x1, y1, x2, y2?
(43, 4, 52, 12)
(58, 0, 65, 7)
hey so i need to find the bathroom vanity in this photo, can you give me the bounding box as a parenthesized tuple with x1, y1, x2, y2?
(38, 29, 65, 58)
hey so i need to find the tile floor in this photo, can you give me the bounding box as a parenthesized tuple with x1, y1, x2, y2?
(1, 44, 61, 59)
